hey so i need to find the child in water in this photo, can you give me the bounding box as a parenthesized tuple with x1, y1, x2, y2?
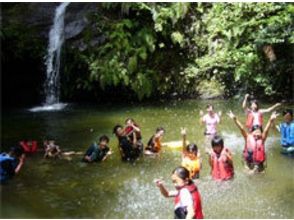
(44, 140, 62, 159)
(206, 135, 234, 181)
(276, 109, 294, 155)
(181, 128, 202, 179)
(124, 118, 144, 153)
(19, 140, 38, 154)
(200, 104, 222, 139)
(228, 110, 279, 174)
(83, 135, 112, 162)
(145, 127, 165, 155)
(155, 166, 203, 219)
(1, 146, 25, 184)
(44, 140, 83, 160)
(242, 93, 281, 131)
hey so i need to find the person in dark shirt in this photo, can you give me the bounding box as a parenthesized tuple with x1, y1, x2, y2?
(83, 135, 112, 162)
(113, 125, 142, 161)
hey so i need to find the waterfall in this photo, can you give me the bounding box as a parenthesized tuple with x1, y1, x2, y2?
(44, 2, 70, 105)
(30, 2, 70, 112)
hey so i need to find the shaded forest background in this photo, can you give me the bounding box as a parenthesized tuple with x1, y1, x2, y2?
(1, 3, 293, 107)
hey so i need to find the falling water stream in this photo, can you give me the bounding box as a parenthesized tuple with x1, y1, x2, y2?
(30, 2, 69, 112)
(1, 99, 293, 218)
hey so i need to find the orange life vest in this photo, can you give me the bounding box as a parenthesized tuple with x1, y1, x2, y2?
(210, 148, 234, 181)
(244, 134, 265, 164)
(181, 156, 201, 179)
(174, 183, 204, 219)
(246, 110, 263, 130)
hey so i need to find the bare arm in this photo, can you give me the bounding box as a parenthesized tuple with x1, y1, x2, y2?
(260, 103, 281, 113)
(242, 94, 250, 110)
(155, 180, 177, 198)
(15, 154, 25, 174)
(227, 111, 248, 139)
(263, 112, 279, 141)
(181, 128, 187, 151)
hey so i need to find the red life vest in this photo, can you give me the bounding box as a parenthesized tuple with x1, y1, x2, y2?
(20, 141, 38, 153)
(210, 148, 234, 181)
(174, 183, 204, 219)
(124, 125, 142, 140)
(244, 134, 265, 164)
(246, 110, 263, 130)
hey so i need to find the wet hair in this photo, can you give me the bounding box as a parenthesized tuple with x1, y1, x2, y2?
(186, 143, 198, 154)
(211, 135, 224, 148)
(172, 166, 190, 181)
(283, 109, 293, 117)
(99, 135, 109, 143)
(10, 146, 24, 158)
(250, 99, 259, 110)
(251, 125, 263, 133)
(113, 124, 123, 134)
(156, 127, 165, 133)
(206, 104, 214, 110)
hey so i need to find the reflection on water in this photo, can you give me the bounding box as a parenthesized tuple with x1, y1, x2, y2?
(1, 100, 293, 218)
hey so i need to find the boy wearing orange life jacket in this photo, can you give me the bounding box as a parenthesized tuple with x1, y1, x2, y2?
(242, 94, 281, 131)
(206, 135, 234, 181)
(155, 166, 203, 219)
(181, 128, 202, 179)
(228, 110, 279, 173)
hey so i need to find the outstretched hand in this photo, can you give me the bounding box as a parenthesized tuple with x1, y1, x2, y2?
(270, 111, 279, 121)
(245, 93, 250, 99)
(199, 110, 204, 116)
(181, 127, 187, 136)
(227, 110, 236, 120)
(154, 179, 164, 187)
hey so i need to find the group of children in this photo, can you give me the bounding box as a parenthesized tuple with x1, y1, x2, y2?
(1, 94, 293, 219)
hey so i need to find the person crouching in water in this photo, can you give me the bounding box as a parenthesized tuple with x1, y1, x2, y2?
(83, 135, 112, 163)
(227, 110, 278, 173)
(145, 127, 165, 155)
(277, 109, 294, 155)
(1, 146, 25, 184)
(206, 135, 234, 181)
(113, 125, 142, 161)
(181, 128, 202, 179)
(155, 166, 203, 219)
(43, 140, 62, 159)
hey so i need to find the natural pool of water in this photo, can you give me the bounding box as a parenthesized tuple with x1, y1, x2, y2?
(1, 99, 293, 218)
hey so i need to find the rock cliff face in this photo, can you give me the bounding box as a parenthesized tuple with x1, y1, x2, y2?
(2, 3, 100, 41)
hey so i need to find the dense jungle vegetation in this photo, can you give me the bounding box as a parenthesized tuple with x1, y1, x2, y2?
(2, 3, 294, 106)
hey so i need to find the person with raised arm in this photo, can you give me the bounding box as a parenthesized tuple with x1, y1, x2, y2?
(227, 110, 279, 173)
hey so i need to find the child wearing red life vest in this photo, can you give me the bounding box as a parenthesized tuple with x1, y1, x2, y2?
(228, 110, 279, 173)
(206, 135, 234, 181)
(155, 166, 204, 219)
(181, 128, 202, 179)
(124, 118, 144, 153)
(242, 94, 281, 131)
(19, 140, 38, 154)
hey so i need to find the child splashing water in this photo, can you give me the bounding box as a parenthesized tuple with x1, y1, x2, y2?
(228, 110, 279, 174)
(181, 128, 202, 179)
(155, 166, 204, 219)
(242, 94, 281, 131)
